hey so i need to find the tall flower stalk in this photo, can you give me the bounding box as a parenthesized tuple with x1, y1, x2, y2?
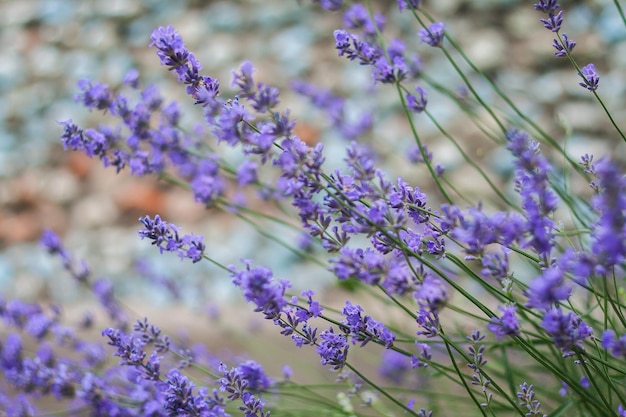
(2, 1, 626, 416)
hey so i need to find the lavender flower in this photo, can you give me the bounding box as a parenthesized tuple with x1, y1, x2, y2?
(102, 328, 146, 367)
(341, 301, 395, 348)
(1, 394, 36, 417)
(441, 204, 526, 257)
(590, 159, 626, 270)
(314, 0, 343, 10)
(601, 330, 626, 359)
(480, 250, 510, 283)
(552, 33, 576, 57)
(410, 342, 432, 368)
(231, 60, 255, 97)
(541, 308, 592, 355)
(26, 8, 626, 417)
(487, 305, 520, 340)
(316, 327, 349, 369)
(539, 11, 563, 32)
(164, 369, 212, 415)
(333, 29, 381, 65)
(251, 83, 280, 113)
(398, 0, 420, 10)
(415, 307, 440, 338)
(75, 79, 114, 111)
(237, 160, 258, 186)
(578, 63, 600, 91)
(378, 349, 409, 384)
(150, 25, 205, 94)
(133, 318, 170, 354)
(1, 333, 22, 370)
(467, 331, 491, 402)
(372, 55, 407, 84)
(40, 229, 71, 267)
(407, 144, 432, 164)
(230, 261, 288, 319)
(343, 4, 385, 38)
(330, 247, 387, 285)
(414, 275, 448, 312)
(406, 85, 428, 113)
(517, 382, 547, 417)
(418, 22, 445, 47)
(507, 129, 558, 257)
(533, 0, 560, 13)
(525, 267, 572, 310)
(138, 215, 205, 263)
(238, 360, 272, 392)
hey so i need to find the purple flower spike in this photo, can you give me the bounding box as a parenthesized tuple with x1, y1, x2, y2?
(539, 10, 563, 32)
(138, 215, 205, 262)
(406, 85, 428, 113)
(591, 159, 626, 269)
(602, 330, 626, 359)
(343, 4, 385, 38)
(414, 276, 448, 312)
(552, 33, 575, 57)
(315, 0, 343, 10)
(398, 0, 420, 11)
(341, 301, 395, 348)
(75, 79, 114, 111)
(333, 29, 381, 65)
(579, 63, 600, 91)
(525, 267, 572, 310)
(418, 22, 445, 47)
(488, 305, 520, 340)
(541, 308, 592, 355)
(231, 61, 256, 96)
(230, 261, 288, 319)
(316, 327, 349, 369)
(379, 350, 409, 384)
(40, 229, 66, 256)
(518, 383, 545, 417)
(533, 0, 560, 13)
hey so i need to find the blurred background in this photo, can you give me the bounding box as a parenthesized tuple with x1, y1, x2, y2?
(0, 0, 624, 325)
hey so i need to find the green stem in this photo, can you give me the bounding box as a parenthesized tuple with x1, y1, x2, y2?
(614, 0, 626, 27)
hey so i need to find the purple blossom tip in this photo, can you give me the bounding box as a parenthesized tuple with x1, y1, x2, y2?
(488, 305, 520, 340)
(406, 85, 428, 113)
(40, 229, 64, 254)
(579, 63, 600, 91)
(418, 22, 445, 47)
(539, 10, 563, 32)
(533, 0, 560, 13)
(398, 0, 420, 11)
(138, 215, 205, 262)
(553, 33, 575, 57)
(314, 0, 343, 11)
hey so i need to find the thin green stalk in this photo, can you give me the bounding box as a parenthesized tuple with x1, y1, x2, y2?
(410, 10, 506, 135)
(396, 83, 454, 204)
(614, 0, 626, 27)
(440, 332, 491, 417)
(419, 8, 588, 177)
(344, 362, 421, 417)
(555, 33, 626, 143)
(231, 210, 328, 267)
(422, 106, 519, 210)
(575, 352, 616, 414)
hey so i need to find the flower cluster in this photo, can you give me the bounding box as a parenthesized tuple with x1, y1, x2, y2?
(138, 215, 206, 263)
(4, 0, 626, 416)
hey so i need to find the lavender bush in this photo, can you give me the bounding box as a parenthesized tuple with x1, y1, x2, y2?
(2, 1, 626, 416)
